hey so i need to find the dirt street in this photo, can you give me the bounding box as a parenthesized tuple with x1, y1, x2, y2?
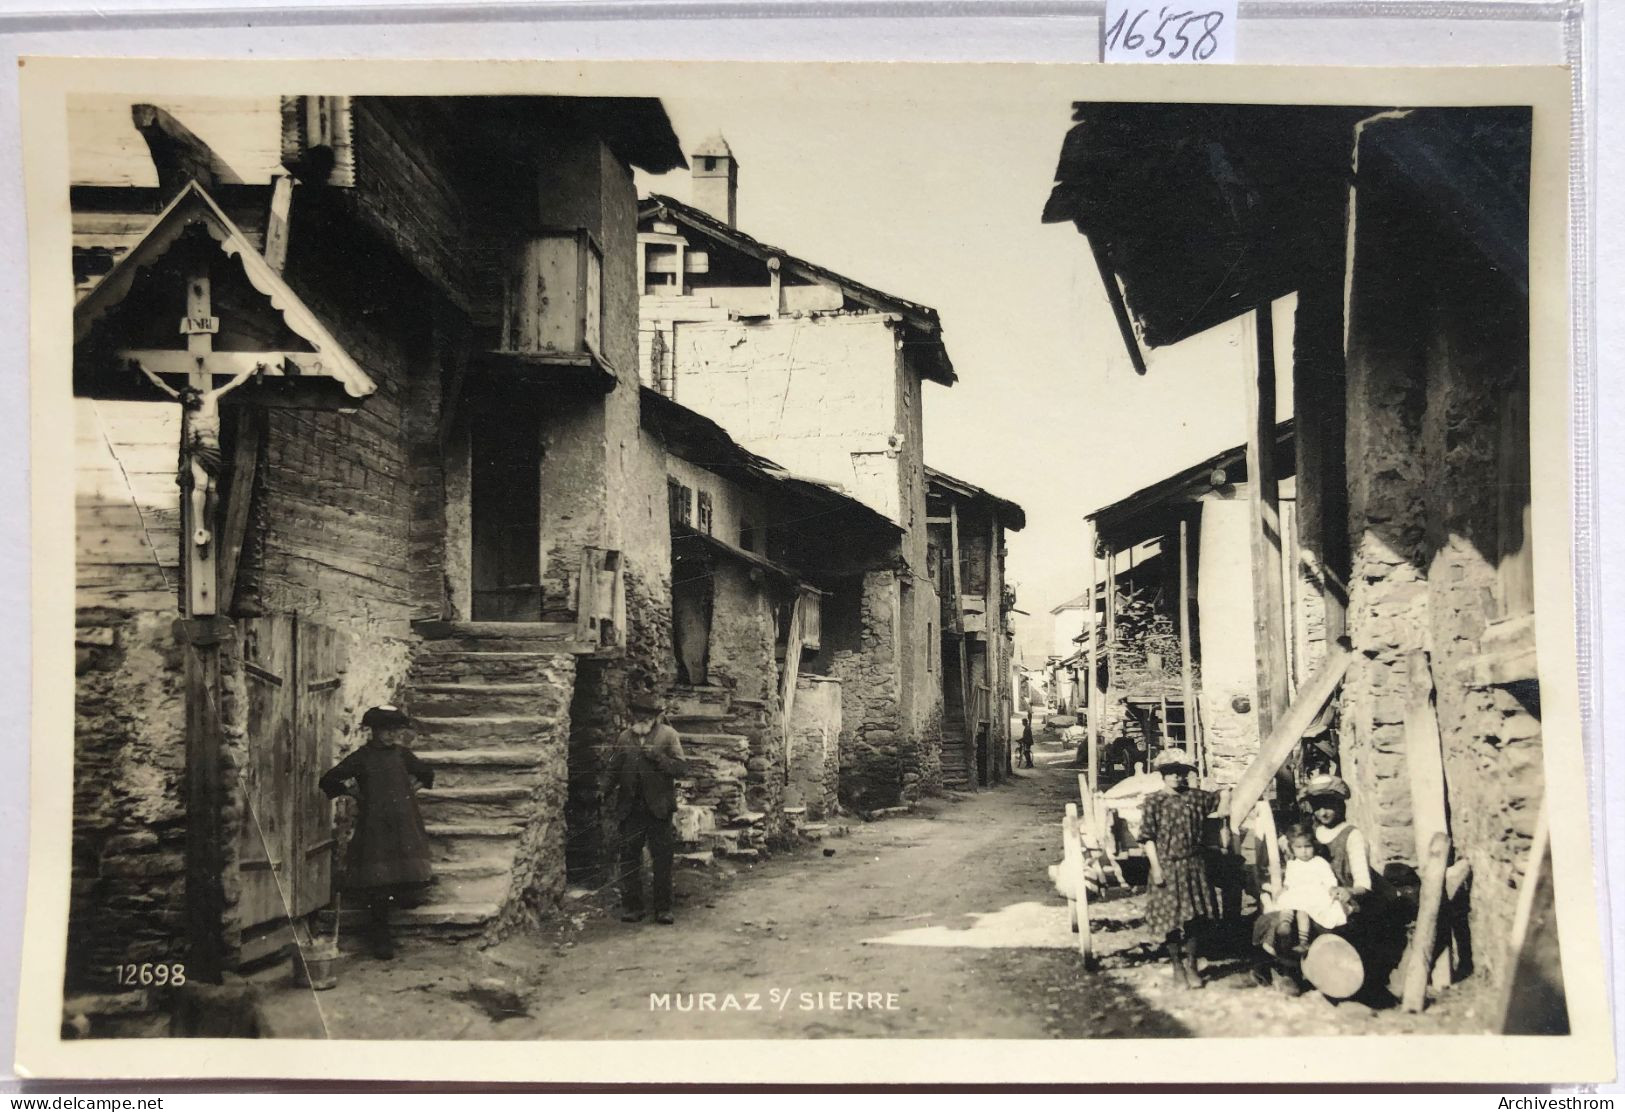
(257, 733, 1496, 1042)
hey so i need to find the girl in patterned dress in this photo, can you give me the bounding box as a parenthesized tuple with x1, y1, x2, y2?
(1139, 749, 1221, 989)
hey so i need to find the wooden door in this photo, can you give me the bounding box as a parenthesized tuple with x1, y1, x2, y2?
(293, 620, 342, 916)
(471, 410, 543, 621)
(236, 614, 345, 958)
(238, 616, 296, 935)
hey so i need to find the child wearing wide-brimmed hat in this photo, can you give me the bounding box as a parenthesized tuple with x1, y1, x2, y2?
(319, 705, 436, 959)
(1138, 748, 1220, 990)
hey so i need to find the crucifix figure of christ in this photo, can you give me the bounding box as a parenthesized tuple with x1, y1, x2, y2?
(134, 357, 263, 550)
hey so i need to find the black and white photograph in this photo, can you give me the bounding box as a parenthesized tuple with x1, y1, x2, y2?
(15, 57, 1609, 1083)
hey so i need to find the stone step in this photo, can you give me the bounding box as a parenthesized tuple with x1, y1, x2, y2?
(409, 683, 567, 718)
(420, 620, 578, 640)
(414, 621, 585, 656)
(328, 901, 500, 935)
(411, 651, 567, 684)
(667, 686, 732, 721)
(429, 859, 513, 905)
(416, 748, 546, 790)
(415, 715, 561, 747)
(424, 639, 584, 654)
(425, 821, 525, 864)
(419, 784, 533, 823)
(678, 732, 752, 751)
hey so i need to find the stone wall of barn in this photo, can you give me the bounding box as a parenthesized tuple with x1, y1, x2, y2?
(787, 675, 843, 820)
(1341, 117, 1542, 992)
(829, 569, 907, 810)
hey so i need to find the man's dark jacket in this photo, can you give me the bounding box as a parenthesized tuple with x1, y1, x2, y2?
(605, 722, 688, 820)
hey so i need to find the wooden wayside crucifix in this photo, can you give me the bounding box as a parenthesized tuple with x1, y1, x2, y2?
(130, 262, 262, 618)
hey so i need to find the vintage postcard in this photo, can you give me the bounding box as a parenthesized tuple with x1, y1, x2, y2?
(13, 57, 1612, 1083)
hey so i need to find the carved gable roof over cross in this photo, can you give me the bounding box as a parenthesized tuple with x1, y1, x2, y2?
(73, 180, 376, 406)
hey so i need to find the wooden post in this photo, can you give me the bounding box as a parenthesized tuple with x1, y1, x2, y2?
(1403, 831, 1451, 1013)
(262, 174, 294, 273)
(1103, 541, 1118, 753)
(1253, 800, 1283, 907)
(1228, 641, 1352, 829)
(1064, 803, 1093, 962)
(1087, 237, 1148, 375)
(1245, 304, 1291, 800)
(1177, 514, 1202, 777)
(1083, 519, 1100, 793)
(1405, 650, 1449, 860)
(180, 616, 230, 983)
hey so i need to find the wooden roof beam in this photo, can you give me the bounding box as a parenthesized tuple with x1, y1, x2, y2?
(132, 104, 244, 195)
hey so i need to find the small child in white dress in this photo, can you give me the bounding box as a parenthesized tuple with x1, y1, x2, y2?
(1274, 827, 1347, 950)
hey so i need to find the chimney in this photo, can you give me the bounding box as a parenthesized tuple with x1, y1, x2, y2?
(690, 133, 738, 227)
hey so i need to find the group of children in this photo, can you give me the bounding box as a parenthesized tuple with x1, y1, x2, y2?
(1135, 750, 1388, 996)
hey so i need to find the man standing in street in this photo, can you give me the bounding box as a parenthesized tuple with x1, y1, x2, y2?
(604, 689, 688, 925)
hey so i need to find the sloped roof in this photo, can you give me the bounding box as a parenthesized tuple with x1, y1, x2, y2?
(639, 193, 955, 385)
(925, 465, 1026, 531)
(73, 180, 375, 400)
(1087, 420, 1294, 541)
(641, 385, 902, 541)
(691, 133, 734, 159)
(1050, 590, 1092, 615)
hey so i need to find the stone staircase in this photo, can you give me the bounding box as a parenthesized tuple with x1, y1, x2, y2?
(379, 621, 577, 936)
(667, 685, 768, 860)
(940, 714, 972, 790)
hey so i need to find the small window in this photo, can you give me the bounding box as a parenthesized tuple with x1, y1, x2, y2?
(668, 479, 692, 527)
(703, 157, 717, 171)
(739, 518, 756, 552)
(644, 244, 680, 296)
(696, 490, 714, 536)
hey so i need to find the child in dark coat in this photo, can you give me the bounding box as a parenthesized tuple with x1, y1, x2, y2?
(319, 705, 435, 959)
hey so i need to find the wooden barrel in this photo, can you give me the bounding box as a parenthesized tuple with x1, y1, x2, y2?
(1303, 934, 1364, 999)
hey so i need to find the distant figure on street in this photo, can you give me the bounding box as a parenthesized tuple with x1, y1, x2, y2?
(604, 689, 688, 925)
(1139, 749, 1220, 991)
(319, 705, 435, 960)
(1019, 715, 1035, 769)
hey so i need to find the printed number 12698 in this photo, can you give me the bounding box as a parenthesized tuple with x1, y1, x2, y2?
(1104, 7, 1228, 61)
(115, 962, 186, 987)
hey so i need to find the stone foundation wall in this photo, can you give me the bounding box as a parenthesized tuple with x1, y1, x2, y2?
(1342, 125, 1541, 990)
(497, 653, 578, 933)
(565, 563, 675, 884)
(68, 610, 261, 993)
(677, 729, 750, 824)
(1199, 691, 1258, 788)
(69, 609, 188, 990)
(788, 676, 842, 820)
(832, 570, 905, 810)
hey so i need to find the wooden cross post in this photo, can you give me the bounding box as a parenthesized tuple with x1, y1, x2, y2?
(183, 264, 218, 618)
(178, 257, 229, 982)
